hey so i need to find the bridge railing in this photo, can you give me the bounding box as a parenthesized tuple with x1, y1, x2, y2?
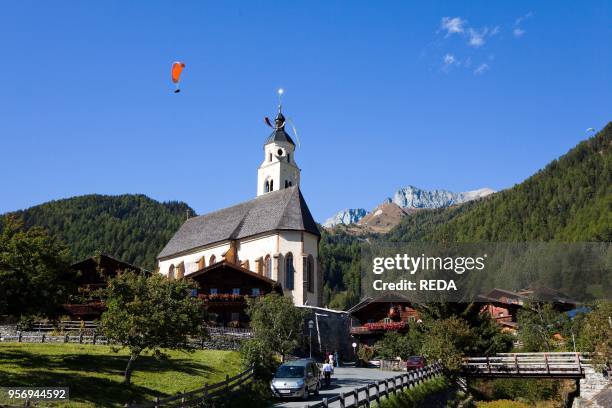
(463, 352, 587, 378)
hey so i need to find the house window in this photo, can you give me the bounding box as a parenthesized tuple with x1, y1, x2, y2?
(210, 288, 218, 295)
(285, 253, 294, 290)
(408, 316, 416, 322)
(209, 255, 216, 265)
(306, 255, 315, 293)
(231, 312, 240, 322)
(252, 288, 260, 296)
(232, 288, 240, 295)
(264, 255, 272, 278)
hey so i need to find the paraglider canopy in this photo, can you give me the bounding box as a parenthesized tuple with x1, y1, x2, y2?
(171, 61, 186, 93)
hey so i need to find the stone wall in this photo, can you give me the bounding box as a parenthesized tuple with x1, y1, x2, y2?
(573, 365, 611, 407)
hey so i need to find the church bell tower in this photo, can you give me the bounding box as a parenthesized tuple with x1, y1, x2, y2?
(257, 106, 301, 197)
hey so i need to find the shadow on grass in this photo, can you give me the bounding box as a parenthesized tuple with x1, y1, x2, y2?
(0, 348, 220, 407)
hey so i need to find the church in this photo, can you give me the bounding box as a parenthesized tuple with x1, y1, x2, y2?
(157, 104, 322, 308)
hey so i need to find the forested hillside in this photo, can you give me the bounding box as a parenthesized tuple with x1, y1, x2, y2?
(390, 122, 611, 242)
(1, 195, 195, 270)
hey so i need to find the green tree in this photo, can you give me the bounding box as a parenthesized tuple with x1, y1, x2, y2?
(420, 316, 474, 372)
(101, 273, 205, 385)
(244, 293, 306, 364)
(517, 302, 565, 352)
(577, 301, 612, 369)
(0, 216, 75, 318)
(375, 323, 425, 360)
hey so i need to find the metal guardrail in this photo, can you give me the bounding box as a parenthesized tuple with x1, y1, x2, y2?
(126, 366, 255, 407)
(304, 363, 443, 408)
(463, 352, 588, 378)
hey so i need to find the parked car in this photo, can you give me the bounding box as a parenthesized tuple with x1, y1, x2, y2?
(270, 359, 320, 399)
(405, 356, 426, 371)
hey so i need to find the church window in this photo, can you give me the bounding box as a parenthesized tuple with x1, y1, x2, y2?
(287, 153, 291, 163)
(264, 255, 272, 278)
(210, 288, 218, 295)
(232, 288, 240, 295)
(306, 255, 315, 293)
(270, 180, 274, 191)
(210, 255, 216, 265)
(277, 148, 283, 156)
(264, 180, 269, 193)
(285, 252, 294, 290)
(269, 153, 272, 162)
(289, 181, 292, 187)
(252, 288, 260, 296)
(168, 264, 175, 280)
(285, 180, 289, 188)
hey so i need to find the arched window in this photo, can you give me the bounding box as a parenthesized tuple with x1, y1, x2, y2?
(177, 262, 185, 279)
(269, 153, 272, 162)
(285, 253, 294, 290)
(264, 254, 272, 279)
(287, 153, 291, 163)
(306, 255, 315, 293)
(269, 180, 274, 191)
(264, 180, 269, 193)
(209, 255, 216, 265)
(284, 180, 289, 188)
(168, 264, 175, 280)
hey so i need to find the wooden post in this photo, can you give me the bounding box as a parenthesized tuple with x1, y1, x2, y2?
(18, 331, 22, 343)
(93, 334, 97, 345)
(487, 357, 491, 374)
(375, 381, 380, 404)
(64, 333, 69, 343)
(41, 334, 45, 343)
(225, 374, 230, 395)
(365, 384, 371, 407)
(79, 333, 83, 344)
(339, 392, 346, 408)
(154, 396, 160, 408)
(575, 352, 581, 374)
(515, 354, 519, 374)
(322, 397, 329, 407)
(204, 383, 209, 399)
(544, 353, 550, 374)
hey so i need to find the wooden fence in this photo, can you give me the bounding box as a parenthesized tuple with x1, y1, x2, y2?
(0, 332, 109, 345)
(463, 352, 587, 378)
(305, 363, 443, 408)
(126, 366, 255, 407)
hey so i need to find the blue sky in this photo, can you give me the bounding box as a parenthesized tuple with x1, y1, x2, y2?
(0, 1, 610, 221)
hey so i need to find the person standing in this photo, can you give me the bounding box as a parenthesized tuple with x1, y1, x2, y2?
(334, 351, 339, 367)
(328, 352, 334, 367)
(322, 361, 333, 387)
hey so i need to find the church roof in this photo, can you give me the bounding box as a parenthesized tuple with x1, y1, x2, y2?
(265, 112, 295, 146)
(157, 186, 320, 260)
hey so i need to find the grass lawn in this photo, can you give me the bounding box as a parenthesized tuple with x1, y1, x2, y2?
(0, 343, 242, 407)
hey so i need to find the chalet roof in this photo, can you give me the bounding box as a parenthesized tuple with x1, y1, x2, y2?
(186, 260, 280, 288)
(70, 253, 145, 274)
(348, 293, 413, 314)
(158, 186, 319, 260)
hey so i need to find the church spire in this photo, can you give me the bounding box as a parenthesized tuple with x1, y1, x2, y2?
(257, 91, 301, 197)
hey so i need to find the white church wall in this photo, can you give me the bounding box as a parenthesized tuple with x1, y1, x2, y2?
(158, 241, 231, 278)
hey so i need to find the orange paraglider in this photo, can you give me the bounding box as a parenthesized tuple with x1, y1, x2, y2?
(171, 61, 186, 93)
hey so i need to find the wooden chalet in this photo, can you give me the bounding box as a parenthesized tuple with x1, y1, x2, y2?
(63, 253, 146, 320)
(347, 293, 420, 346)
(478, 287, 578, 333)
(187, 260, 282, 328)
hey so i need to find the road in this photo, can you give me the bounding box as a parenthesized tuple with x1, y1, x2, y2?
(273, 366, 398, 407)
